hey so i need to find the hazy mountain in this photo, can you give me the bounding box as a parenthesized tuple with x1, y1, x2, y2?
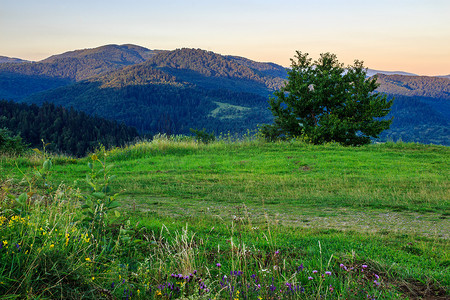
(0, 56, 30, 64)
(1, 45, 448, 145)
(367, 69, 418, 77)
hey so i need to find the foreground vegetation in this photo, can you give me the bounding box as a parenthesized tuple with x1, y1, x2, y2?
(0, 136, 449, 299)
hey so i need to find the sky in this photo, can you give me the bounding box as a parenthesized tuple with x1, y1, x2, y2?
(1, 0, 449, 76)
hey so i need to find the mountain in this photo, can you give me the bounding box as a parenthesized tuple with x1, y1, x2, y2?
(0, 44, 159, 100)
(0, 56, 29, 64)
(374, 74, 450, 145)
(1, 45, 449, 145)
(22, 48, 276, 134)
(366, 69, 417, 77)
(375, 74, 450, 99)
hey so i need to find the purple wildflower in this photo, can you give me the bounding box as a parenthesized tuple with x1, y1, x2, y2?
(308, 276, 313, 280)
(325, 271, 332, 276)
(362, 264, 368, 269)
(216, 263, 221, 268)
(298, 263, 304, 271)
(312, 270, 318, 274)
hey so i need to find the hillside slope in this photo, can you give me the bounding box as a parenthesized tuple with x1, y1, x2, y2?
(1, 45, 448, 145)
(0, 44, 158, 100)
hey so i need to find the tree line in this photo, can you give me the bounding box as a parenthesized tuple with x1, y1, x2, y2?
(0, 100, 139, 157)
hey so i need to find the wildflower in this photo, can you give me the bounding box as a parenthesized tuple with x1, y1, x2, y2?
(312, 270, 318, 274)
(340, 263, 347, 270)
(92, 277, 95, 281)
(85, 257, 91, 262)
(325, 271, 332, 276)
(374, 274, 380, 280)
(275, 250, 279, 255)
(298, 263, 304, 271)
(329, 285, 334, 292)
(362, 264, 368, 269)
(216, 263, 221, 268)
(308, 276, 313, 280)
(49, 244, 54, 249)
(2, 240, 7, 247)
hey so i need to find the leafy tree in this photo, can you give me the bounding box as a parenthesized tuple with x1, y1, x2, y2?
(262, 51, 393, 145)
(0, 128, 27, 154)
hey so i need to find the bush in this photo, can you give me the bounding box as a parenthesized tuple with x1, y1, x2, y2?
(0, 128, 27, 155)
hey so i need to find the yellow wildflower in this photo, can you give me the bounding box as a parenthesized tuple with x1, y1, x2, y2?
(85, 257, 91, 262)
(49, 244, 54, 249)
(92, 277, 95, 281)
(156, 290, 162, 296)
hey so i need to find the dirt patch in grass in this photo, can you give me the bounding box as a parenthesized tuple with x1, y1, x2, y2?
(396, 279, 449, 299)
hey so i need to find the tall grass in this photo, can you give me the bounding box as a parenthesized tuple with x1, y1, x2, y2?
(0, 138, 448, 298)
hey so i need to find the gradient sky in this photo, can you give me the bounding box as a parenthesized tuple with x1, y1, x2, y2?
(1, 0, 449, 75)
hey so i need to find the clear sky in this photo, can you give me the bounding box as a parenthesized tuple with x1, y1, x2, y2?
(1, 0, 449, 75)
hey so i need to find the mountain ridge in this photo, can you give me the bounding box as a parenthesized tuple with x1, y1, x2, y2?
(1, 44, 448, 145)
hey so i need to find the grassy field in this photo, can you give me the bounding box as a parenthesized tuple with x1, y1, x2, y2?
(0, 137, 449, 299)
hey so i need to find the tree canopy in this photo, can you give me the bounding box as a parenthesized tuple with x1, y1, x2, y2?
(262, 51, 393, 145)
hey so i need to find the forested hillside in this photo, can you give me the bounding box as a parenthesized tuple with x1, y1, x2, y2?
(0, 45, 158, 100)
(0, 45, 449, 145)
(0, 100, 139, 156)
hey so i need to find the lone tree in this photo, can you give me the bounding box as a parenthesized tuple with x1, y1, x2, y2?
(262, 51, 393, 145)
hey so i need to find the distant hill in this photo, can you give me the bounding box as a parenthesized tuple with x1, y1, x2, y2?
(366, 69, 417, 77)
(0, 56, 29, 64)
(1, 45, 449, 145)
(23, 49, 274, 134)
(0, 44, 159, 100)
(375, 74, 450, 99)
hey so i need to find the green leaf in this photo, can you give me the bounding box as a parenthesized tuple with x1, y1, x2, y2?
(43, 159, 52, 171)
(88, 162, 93, 169)
(107, 201, 120, 209)
(114, 210, 121, 218)
(92, 192, 106, 199)
(32, 148, 42, 155)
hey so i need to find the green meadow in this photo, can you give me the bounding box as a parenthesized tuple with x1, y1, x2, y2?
(0, 136, 449, 299)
